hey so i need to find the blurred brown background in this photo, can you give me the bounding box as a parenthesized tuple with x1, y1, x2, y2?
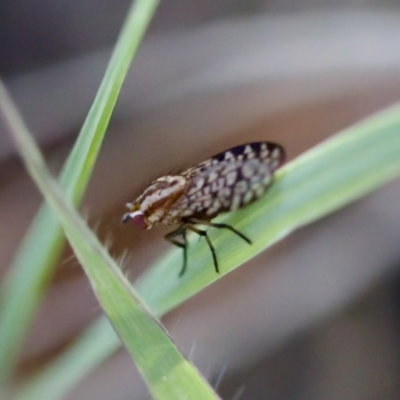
(1, 1, 400, 399)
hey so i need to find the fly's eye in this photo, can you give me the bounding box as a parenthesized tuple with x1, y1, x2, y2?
(122, 211, 148, 229)
(131, 212, 147, 229)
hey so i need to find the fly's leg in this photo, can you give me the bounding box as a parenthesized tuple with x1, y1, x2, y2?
(165, 225, 188, 277)
(186, 225, 219, 273)
(186, 218, 252, 245)
(169, 218, 250, 275)
(206, 222, 251, 244)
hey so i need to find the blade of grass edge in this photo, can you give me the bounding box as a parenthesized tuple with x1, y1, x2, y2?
(16, 102, 400, 400)
(0, 81, 220, 400)
(0, 0, 160, 384)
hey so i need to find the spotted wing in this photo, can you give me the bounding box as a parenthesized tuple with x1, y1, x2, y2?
(173, 142, 285, 220)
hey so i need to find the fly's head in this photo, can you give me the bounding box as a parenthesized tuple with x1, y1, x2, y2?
(122, 175, 188, 229)
(121, 201, 149, 229)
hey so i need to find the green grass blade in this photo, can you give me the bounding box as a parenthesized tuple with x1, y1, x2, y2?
(0, 0, 159, 383)
(138, 104, 400, 314)
(0, 81, 219, 400)
(17, 102, 400, 399)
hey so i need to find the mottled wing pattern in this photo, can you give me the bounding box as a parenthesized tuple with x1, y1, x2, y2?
(171, 142, 285, 220)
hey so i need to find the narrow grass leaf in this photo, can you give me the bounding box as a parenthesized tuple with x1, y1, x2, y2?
(0, 0, 160, 383)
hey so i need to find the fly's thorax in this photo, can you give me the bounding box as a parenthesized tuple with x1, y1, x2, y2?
(136, 175, 188, 226)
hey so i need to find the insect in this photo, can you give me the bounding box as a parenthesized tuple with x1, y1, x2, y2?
(122, 142, 285, 276)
